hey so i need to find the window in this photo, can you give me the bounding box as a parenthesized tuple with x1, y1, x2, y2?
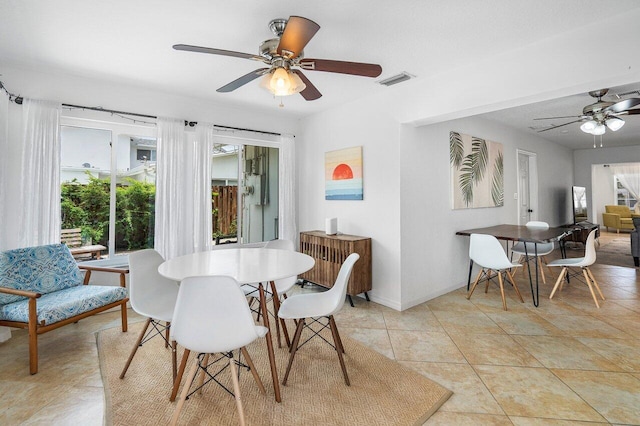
(615, 177, 637, 209)
(60, 119, 156, 260)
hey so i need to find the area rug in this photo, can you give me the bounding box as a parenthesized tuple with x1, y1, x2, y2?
(97, 321, 452, 426)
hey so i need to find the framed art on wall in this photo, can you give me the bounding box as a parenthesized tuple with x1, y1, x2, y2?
(325, 146, 363, 200)
(450, 131, 503, 209)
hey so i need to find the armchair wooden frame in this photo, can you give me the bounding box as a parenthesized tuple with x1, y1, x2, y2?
(0, 285, 128, 374)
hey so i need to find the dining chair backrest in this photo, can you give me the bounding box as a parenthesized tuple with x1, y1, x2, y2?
(581, 229, 598, 266)
(526, 221, 549, 230)
(264, 239, 297, 293)
(128, 249, 179, 318)
(469, 234, 514, 270)
(170, 275, 267, 354)
(325, 253, 359, 316)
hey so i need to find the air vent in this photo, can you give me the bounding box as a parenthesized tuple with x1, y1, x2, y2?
(378, 72, 414, 86)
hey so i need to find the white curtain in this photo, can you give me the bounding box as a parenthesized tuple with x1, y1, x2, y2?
(278, 134, 297, 243)
(193, 124, 214, 253)
(154, 118, 213, 259)
(0, 92, 9, 342)
(611, 164, 640, 213)
(18, 99, 62, 248)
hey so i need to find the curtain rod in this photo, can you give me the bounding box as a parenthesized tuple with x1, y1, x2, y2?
(0, 81, 282, 137)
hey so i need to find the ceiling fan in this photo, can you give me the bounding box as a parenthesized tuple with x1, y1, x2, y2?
(173, 16, 383, 101)
(535, 88, 640, 135)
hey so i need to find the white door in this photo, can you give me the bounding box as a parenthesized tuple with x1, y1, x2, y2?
(517, 150, 538, 225)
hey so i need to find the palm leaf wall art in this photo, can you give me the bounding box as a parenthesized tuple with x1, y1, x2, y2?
(450, 131, 504, 209)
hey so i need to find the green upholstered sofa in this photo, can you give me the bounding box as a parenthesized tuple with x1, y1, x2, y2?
(602, 205, 640, 233)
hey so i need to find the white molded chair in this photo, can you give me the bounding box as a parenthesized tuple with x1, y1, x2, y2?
(510, 221, 555, 284)
(278, 253, 359, 386)
(467, 234, 525, 311)
(547, 229, 604, 308)
(120, 249, 179, 381)
(246, 239, 297, 348)
(169, 275, 268, 426)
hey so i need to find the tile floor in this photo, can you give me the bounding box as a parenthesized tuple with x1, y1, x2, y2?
(1, 231, 639, 425)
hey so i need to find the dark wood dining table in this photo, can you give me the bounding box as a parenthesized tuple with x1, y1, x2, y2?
(456, 224, 572, 307)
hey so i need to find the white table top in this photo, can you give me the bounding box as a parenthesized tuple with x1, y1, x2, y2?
(158, 248, 315, 283)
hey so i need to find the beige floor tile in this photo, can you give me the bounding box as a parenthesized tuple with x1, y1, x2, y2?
(424, 411, 513, 425)
(402, 361, 504, 415)
(513, 335, 624, 371)
(575, 336, 640, 372)
(449, 333, 542, 367)
(334, 304, 388, 329)
(341, 326, 395, 359)
(509, 416, 609, 425)
(552, 369, 640, 425)
(473, 365, 606, 422)
(426, 290, 486, 313)
(431, 310, 506, 335)
(21, 385, 105, 425)
(542, 314, 633, 339)
(382, 306, 445, 332)
(388, 330, 466, 363)
(0, 380, 70, 424)
(486, 311, 565, 336)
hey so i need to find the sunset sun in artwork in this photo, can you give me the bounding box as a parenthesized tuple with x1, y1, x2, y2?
(332, 164, 353, 180)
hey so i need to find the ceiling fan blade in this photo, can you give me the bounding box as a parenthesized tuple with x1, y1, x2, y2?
(604, 97, 640, 113)
(277, 16, 320, 58)
(299, 59, 382, 77)
(173, 44, 262, 61)
(292, 70, 322, 101)
(533, 115, 582, 120)
(537, 119, 584, 133)
(625, 108, 640, 115)
(217, 68, 269, 93)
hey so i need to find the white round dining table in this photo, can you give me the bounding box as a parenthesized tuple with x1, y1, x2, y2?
(158, 247, 314, 403)
(158, 247, 315, 283)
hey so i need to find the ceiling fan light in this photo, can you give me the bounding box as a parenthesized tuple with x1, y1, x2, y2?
(261, 68, 306, 97)
(592, 124, 606, 135)
(269, 67, 291, 93)
(580, 120, 597, 133)
(605, 117, 625, 131)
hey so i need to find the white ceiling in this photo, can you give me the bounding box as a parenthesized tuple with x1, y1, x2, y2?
(481, 83, 640, 150)
(2, 0, 640, 146)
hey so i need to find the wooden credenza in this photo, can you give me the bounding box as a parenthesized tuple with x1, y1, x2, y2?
(299, 231, 372, 305)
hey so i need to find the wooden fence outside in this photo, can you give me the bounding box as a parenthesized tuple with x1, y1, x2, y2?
(212, 185, 237, 236)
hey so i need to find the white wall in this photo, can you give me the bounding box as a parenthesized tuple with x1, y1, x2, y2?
(297, 99, 402, 309)
(399, 116, 574, 309)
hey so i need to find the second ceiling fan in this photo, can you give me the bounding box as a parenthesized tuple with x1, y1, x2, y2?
(173, 16, 382, 101)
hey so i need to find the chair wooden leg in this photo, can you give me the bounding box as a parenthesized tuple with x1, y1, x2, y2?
(331, 317, 346, 354)
(586, 268, 605, 301)
(497, 272, 507, 311)
(165, 322, 170, 348)
(485, 269, 492, 293)
(269, 280, 291, 348)
(329, 316, 350, 386)
(283, 318, 305, 385)
(170, 356, 200, 426)
(538, 257, 547, 284)
(258, 284, 281, 402)
(240, 347, 265, 394)
(506, 270, 525, 303)
(120, 317, 151, 379)
(549, 268, 567, 300)
(121, 302, 128, 332)
(229, 356, 247, 426)
(171, 349, 191, 401)
(172, 340, 177, 382)
(467, 269, 484, 299)
(582, 269, 600, 308)
(197, 353, 210, 395)
(28, 298, 38, 375)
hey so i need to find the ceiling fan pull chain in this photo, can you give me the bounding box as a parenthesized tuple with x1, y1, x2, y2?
(593, 135, 596, 149)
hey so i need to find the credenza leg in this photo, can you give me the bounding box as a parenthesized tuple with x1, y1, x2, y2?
(347, 295, 354, 307)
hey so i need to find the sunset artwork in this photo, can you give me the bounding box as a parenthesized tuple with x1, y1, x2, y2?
(325, 146, 363, 200)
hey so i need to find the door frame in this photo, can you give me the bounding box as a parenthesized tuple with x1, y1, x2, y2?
(516, 149, 539, 225)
